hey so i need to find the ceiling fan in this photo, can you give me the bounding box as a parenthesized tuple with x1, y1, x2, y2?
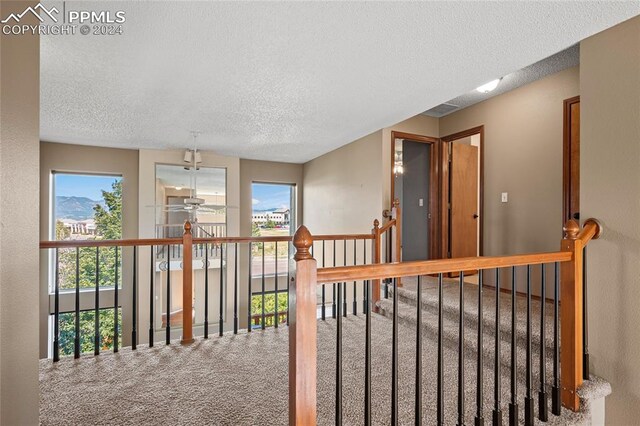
(150, 131, 237, 220)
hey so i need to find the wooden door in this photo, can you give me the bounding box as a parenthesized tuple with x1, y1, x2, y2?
(450, 143, 479, 259)
(563, 96, 580, 223)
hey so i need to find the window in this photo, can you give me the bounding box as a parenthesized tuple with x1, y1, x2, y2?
(251, 182, 296, 278)
(54, 308, 122, 356)
(51, 173, 122, 291)
(49, 172, 123, 357)
(155, 164, 227, 239)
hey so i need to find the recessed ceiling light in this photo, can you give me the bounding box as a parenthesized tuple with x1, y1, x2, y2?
(476, 78, 501, 93)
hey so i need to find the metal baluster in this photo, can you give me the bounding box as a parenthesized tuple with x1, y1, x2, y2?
(509, 266, 518, 426)
(364, 279, 371, 426)
(475, 270, 484, 426)
(114, 246, 119, 352)
(457, 271, 465, 426)
(583, 247, 590, 380)
(362, 240, 367, 312)
(343, 240, 347, 318)
(94, 247, 100, 356)
(332, 240, 337, 319)
(336, 280, 343, 425)
(132, 246, 137, 350)
(219, 243, 224, 336)
(233, 243, 238, 334)
(437, 273, 444, 426)
(322, 240, 326, 321)
(149, 246, 154, 347)
(525, 265, 534, 425)
(552, 263, 561, 416)
(53, 249, 60, 362)
(493, 269, 502, 425)
(352, 239, 357, 316)
(275, 241, 279, 328)
(391, 277, 399, 425)
(539, 264, 548, 421)
(165, 245, 170, 345)
(261, 243, 265, 330)
(74, 247, 80, 359)
(248, 242, 252, 332)
(204, 244, 209, 338)
(415, 276, 423, 426)
(286, 241, 290, 326)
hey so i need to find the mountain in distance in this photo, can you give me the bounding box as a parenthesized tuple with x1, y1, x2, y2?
(56, 196, 104, 220)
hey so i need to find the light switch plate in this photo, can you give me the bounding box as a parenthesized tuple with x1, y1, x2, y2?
(501, 192, 508, 203)
(419, 198, 424, 207)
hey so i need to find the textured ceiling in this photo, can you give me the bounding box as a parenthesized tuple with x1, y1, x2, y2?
(423, 44, 580, 118)
(40, 2, 640, 163)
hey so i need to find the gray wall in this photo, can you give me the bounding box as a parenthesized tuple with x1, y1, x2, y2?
(580, 16, 640, 424)
(0, 1, 40, 423)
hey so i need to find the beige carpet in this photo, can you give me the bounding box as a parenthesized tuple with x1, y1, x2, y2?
(41, 312, 591, 425)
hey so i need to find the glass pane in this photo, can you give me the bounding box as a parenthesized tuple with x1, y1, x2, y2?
(55, 308, 122, 357)
(251, 183, 295, 277)
(155, 164, 226, 239)
(250, 292, 288, 328)
(52, 173, 122, 291)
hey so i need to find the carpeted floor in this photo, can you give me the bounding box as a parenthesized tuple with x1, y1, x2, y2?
(40, 308, 598, 425)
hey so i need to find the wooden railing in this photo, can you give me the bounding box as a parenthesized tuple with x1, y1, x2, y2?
(288, 218, 602, 424)
(40, 218, 393, 359)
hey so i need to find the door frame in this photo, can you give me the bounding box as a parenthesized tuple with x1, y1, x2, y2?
(440, 125, 485, 257)
(390, 131, 441, 260)
(563, 95, 580, 224)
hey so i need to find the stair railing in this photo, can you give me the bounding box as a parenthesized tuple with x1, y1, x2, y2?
(289, 218, 602, 425)
(372, 198, 402, 309)
(41, 219, 389, 360)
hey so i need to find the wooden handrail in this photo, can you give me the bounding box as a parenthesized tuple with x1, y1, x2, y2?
(40, 233, 374, 249)
(378, 219, 396, 234)
(40, 238, 182, 249)
(316, 251, 572, 283)
(577, 218, 603, 246)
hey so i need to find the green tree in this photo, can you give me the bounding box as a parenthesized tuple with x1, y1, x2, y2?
(55, 220, 70, 240)
(94, 180, 122, 239)
(264, 218, 276, 229)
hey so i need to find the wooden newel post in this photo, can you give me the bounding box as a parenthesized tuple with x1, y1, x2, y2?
(289, 225, 317, 426)
(371, 219, 381, 312)
(560, 219, 583, 411)
(393, 198, 401, 263)
(181, 221, 194, 345)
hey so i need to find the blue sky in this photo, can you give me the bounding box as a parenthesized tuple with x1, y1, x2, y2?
(252, 183, 293, 212)
(55, 174, 121, 200)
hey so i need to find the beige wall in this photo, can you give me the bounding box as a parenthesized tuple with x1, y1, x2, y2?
(138, 149, 240, 340)
(0, 1, 40, 423)
(580, 16, 640, 424)
(303, 130, 384, 235)
(303, 114, 438, 237)
(441, 66, 579, 257)
(39, 142, 139, 355)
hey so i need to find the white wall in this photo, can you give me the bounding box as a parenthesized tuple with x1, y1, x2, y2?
(580, 16, 640, 425)
(0, 1, 40, 423)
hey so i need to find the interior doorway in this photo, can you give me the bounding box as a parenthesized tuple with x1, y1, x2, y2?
(563, 96, 580, 224)
(441, 126, 484, 259)
(390, 131, 440, 261)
